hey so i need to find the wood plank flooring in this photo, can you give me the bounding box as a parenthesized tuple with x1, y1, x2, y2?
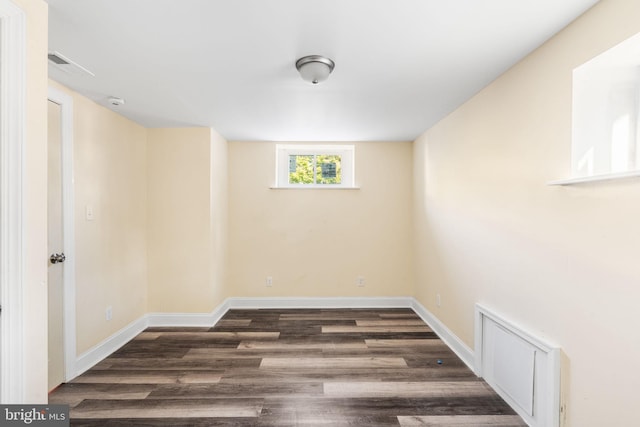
(49, 308, 527, 426)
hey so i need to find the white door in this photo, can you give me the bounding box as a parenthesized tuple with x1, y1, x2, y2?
(47, 100, 65, 391)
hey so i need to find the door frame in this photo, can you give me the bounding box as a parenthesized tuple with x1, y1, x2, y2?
(47, 87, 77, 382)
(0, 0, 25, 403)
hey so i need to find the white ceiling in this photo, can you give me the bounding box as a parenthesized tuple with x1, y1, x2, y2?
(46, 0, 599, 142)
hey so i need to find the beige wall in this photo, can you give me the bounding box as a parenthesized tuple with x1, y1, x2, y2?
(147, 128, 218, 312)
(228, 141, 413, 298)
(210, 128, 229, 306)
(49, 81, 149, 355)
(45, 83, 228, 376)
(19, 0, 49, 404)
(412, 1, 640, 426)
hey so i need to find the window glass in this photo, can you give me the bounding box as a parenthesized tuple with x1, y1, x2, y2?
(276, 145, 354, 188)
(289, 155, 314, 184)
(316, 154, 341, 185)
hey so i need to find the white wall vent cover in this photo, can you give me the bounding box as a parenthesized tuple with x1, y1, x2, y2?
(48, 51, 95, 76)
(475, 304, 561, 427)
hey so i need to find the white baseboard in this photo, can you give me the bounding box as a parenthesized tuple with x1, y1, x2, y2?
(141, 297, 413, 327)
(410, 299, 476, 373)
(147, 299, 231, 327)
(225, 296, 414, 309)
(73, 316, 149, 378)
(70, 296, 475, 380)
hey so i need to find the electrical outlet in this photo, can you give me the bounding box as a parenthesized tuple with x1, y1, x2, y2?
(436, 294, 441, 307)
(85, 205, 94, 221)
(357, 276, 365, 287)
(266, 276, 273, 287)
(105, 306, 112, 321)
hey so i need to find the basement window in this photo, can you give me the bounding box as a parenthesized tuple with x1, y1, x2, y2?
(551, 31, 640, 185)
(275, 144, 355, 188)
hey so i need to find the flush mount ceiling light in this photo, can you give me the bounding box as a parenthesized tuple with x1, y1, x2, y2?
(295, 55, 335, 84)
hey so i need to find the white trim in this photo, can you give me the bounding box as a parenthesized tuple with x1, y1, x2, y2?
(143, 297, 413, 327)
(548, 169, 640, 185)
(75, 302, 231, 376)
(226, 296, 413, 309)
(47, 86, 77, 383)
(74, 316, 149, 377)
(269, 186, 360, 190)
(0, 0, 25, 404)
(410, 299, 476, 372)
(147, 300, 231, 327)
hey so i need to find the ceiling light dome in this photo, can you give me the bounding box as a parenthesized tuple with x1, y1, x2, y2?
(295, 55, 335, 84)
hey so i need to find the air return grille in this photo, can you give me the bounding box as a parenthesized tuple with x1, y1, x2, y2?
(48, 51, 95, 76)
(48, 53, 69, 64)
(475, 304, 561, 427)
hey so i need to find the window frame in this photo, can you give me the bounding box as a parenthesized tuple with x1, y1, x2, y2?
(275, 144, 355, 189)
(551, 31, 640, 186)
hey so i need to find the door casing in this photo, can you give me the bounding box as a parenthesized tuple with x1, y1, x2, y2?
(0, 0, 25, 404)
(47, 86, 77, 383)
(47, 99, 64, 390)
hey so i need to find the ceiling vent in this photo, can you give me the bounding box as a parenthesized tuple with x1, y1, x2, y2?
(48, 51, 95, 77)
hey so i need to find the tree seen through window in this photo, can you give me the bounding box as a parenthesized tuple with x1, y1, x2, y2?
(289, 154, 342, 185)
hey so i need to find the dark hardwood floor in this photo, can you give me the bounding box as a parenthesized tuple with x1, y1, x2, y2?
(49, 308, 526, 426)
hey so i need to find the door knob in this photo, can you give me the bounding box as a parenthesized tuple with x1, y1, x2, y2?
(50, 253, 66, 264)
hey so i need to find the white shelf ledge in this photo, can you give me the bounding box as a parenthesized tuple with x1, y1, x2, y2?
(548, 170, 640, 186)
(269, 186, 360, 190)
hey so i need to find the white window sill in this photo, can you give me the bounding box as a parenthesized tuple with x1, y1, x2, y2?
(269, 186, 360, 190)
(548, 170, 640, 186)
